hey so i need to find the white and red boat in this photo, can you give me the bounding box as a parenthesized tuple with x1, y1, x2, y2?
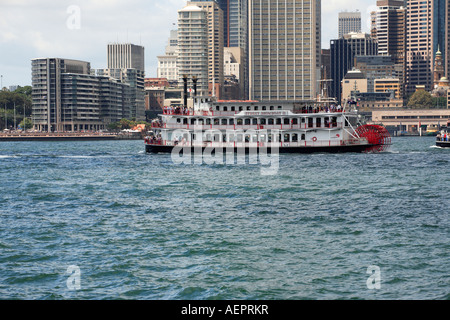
(145, 96, 391, 154)
(436, 128, 450, 148)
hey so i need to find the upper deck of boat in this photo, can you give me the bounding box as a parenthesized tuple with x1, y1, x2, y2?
(161, 105, 349, 118)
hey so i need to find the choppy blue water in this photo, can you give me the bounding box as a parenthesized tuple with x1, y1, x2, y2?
(0, 137, 448, 300)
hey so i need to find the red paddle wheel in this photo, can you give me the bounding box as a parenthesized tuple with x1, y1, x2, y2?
(355, 125, 391, 153)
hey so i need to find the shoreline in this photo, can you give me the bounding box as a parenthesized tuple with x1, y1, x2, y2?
(0, 134, 143, 141)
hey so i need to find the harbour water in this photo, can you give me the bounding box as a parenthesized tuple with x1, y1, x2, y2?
(0, 137, 448, 300)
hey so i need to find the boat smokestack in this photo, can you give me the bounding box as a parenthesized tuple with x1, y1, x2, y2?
(192, 76, 198, 97)
(183, 74, 188, 108)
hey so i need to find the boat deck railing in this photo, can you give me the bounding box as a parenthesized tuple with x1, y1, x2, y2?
(161, 108, 345, 117)
(152, 123, 342, 130)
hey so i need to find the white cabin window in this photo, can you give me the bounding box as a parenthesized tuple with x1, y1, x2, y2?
(260, 134, 267, 142)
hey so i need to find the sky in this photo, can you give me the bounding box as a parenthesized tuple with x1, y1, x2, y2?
(0, 0, 376, 88)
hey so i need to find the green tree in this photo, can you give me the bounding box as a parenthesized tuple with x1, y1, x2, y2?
(14, 86, 32, 98)
(432, 96, 447, 108)
(19, 117, 33, 130)
(0, 90, 32, 116)
(107, 122, 121, 131)
(407, 90, 433, 109)
(119, 118, 133, 129)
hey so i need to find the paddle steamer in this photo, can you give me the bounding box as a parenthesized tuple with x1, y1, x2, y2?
(145, 96, 391, 154)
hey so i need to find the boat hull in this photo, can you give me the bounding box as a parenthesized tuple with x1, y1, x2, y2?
(436, 141, 450, 148)
(145, 143, 375, 154)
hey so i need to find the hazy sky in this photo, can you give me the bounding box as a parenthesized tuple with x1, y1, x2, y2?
(0, 0, 376, 87)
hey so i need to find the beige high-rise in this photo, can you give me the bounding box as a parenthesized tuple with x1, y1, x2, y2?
(177, 5, 209, 96)
(188, 1, 224, 98)
(373, 1, 406, 65)
(249, 0, 321, 101)
(338, 12, 362, 38)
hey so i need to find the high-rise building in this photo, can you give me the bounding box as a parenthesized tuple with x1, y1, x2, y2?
(224, 47, 244, 99)
(31, 58, 132, 132)
(405, 0, 449, 93)
(191, 0, 249, 99)
(319, 49, 332, 101)
(96, 67, 143, 119)
(330, 33, 378, 104)
(105, 43, 146, 120)
(338, 11, 362, 38)
(355, 55, 397, 93)
(177, 5, 209, 97)
(249, 0, 321, 101)
(107, 43, 145, 71)
(194, 0, 248, 49)
(372, 1, 406, 98)
(188, 2, 224, 98)
(373, 1, 406, 63)
(157, 30, 179, 83)
(224, 47, 243, 82)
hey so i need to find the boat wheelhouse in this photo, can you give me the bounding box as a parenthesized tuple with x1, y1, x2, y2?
(145, 96, 391, 154)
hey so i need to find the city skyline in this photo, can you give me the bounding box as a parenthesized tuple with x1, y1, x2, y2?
(0, 0, 375, 88)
